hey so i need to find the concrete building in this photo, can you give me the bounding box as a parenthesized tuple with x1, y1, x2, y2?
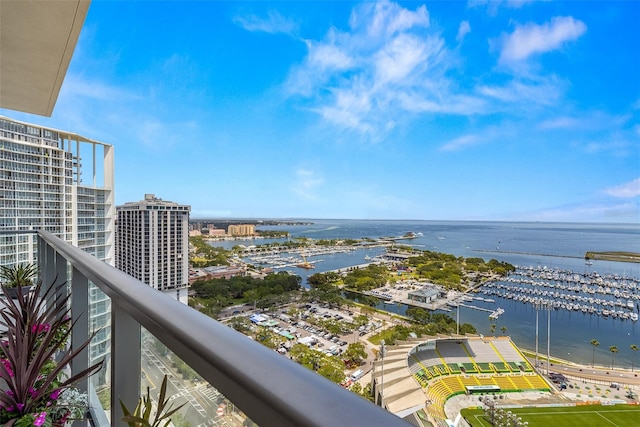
(227, 223, 256, 236)
(408, 286, 441, 304)
(116, 194, 191, 304)
(0, 115, 114, 386)
(207, 224, 226, 236)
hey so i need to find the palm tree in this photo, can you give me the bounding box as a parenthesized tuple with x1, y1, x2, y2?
(489, 323, 496, 336)
(631, 344, 638, 372)
(590, 339, 599, 367)
(609, 345, 618, 369)
(501, 326, 507, 336)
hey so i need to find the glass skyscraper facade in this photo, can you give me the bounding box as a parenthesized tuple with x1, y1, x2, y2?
(0, 115, 114, 386)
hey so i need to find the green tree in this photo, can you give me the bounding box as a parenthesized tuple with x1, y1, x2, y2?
(500, 326, 507, 335)
(459, 323, 477, 335)
(632, 344, 639, 372)
(228, 316, 252, 335)
(289, 344, 323, 371)
(255, 326, 284, 350)
(406, 306, 430, 325)
(360, 304, 376, 316)
(317, 354, 346, 383)
(489, 323, 496, 336)
(590, 339, 600, 367)
(343, 342, 367, 368)
(609, 345, 618, 369)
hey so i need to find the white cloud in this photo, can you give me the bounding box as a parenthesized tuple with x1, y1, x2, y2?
(477, 77, 563, 108)
(603, 178, 640, 198)
(440, 134, 481, 151)
(538, 116, 582, 130)
(456, 21, 471, 43)
(233, 10, 297, 35)
(307, 40, 355, 72)
(285, 1, 482, 138)
(499, 16, 587, 63)
(374, 33, 432, 85)
(293, 168, 324, 200)
(468, 0, 536, 17)
(538, 112, 631, 131)
(284, 2, 584, 142)
(350, 1, 430, 39)
(60, 73, 137, 102)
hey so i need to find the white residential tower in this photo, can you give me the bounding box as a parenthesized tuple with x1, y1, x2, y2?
(0, 115, 114, 386)
(115, 194, 191, 304)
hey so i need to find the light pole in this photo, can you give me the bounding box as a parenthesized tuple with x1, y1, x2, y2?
(456, 300, 460, 335)
(546, 303, 551, 375)
(535, 302, 540, 369)
(379, 340, 386, 408)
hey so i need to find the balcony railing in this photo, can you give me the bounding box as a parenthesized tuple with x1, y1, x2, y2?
(19, 230, 412, 427)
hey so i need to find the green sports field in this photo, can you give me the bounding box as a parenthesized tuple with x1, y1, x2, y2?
(460, 404, 640, 427)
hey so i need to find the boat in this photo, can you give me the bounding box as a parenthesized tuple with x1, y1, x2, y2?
(296, 253, 314, 269)
(489, 307, 504, 320)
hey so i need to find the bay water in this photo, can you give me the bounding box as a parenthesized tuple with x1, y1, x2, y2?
(209, 220, 640, 368)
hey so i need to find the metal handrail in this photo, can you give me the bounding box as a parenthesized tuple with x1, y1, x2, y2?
(36, 230, 411, 427)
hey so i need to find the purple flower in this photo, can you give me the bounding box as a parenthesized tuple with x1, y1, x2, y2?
(49, 388, 62, 400)
(16, 402, 24, 411)
(34, 411, 47, 426)
(29, 387, 38, 399)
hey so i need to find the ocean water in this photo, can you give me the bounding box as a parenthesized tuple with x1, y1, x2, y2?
(209, 220, 640, 368)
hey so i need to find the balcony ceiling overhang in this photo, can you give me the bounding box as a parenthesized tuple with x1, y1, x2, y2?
(0, 0, 90, 117)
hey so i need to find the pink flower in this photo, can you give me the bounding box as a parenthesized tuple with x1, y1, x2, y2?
(34, 411, 47, 426)
(1, 358, 14, 377)
(31, 323, 50, 334)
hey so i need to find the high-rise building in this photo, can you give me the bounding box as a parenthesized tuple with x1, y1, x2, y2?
(115, 194, 191, 304)
(0, 115, 114, 386)
(227, 223, 255, 236)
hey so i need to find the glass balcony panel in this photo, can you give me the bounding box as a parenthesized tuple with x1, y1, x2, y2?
(142, 330, 258, 427)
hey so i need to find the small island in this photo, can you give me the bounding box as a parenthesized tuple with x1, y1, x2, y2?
(585, 251, 640, 264)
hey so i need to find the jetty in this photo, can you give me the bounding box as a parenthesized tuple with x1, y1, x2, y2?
(584, 251, 640, 263)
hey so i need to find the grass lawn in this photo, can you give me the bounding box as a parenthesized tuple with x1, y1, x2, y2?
(460, 404, 640, 427)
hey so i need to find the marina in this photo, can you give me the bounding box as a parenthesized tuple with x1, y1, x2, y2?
(478, 265, 640, 321)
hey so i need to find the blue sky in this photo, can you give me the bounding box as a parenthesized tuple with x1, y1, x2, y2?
(3, 1, 639, 222)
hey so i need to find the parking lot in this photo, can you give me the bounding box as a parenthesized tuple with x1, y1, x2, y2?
(224, 301, 385, 379)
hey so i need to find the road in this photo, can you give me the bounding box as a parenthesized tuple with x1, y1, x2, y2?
(141, 342, 235, 427)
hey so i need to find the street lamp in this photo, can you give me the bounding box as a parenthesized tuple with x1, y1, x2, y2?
(535, 301, 540, 369)
(456, 299, 460, 335)
(379, 340, 386, 408)
(546, 302, 551, 375)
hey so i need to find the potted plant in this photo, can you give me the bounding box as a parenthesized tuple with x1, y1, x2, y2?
(0, 263, 38, 299)
(121, 375, 185, 427)
(0, 276, 103, 426)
